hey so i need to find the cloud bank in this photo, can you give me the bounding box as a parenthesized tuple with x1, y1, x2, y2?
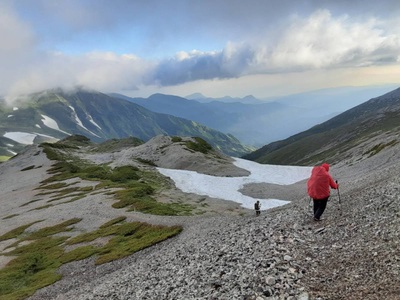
(2, 1, 400, 100)
(152, 10, 400, 85)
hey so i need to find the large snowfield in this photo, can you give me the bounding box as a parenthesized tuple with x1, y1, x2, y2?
(158, 157, 312, 210)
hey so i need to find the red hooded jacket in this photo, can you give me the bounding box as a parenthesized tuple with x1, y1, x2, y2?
(307, 163, 338, 200)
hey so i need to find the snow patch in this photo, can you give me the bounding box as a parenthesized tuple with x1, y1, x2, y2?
(3, 131, 59, 145)
(41, 115, 70, 135)
(4, 132, 37, 145)
(68, 106, 85, 128)
(33, 132, 59, 140)
(157, 157, 312, 210)
(87, 115, 102, 130)
(68, 106, 101, 138)
(7, 150, 17, 155)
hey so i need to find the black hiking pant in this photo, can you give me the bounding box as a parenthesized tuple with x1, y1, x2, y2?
(313, 197, 329, 220)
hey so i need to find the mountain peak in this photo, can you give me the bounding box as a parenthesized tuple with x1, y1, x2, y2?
(185, 93, 206, 99)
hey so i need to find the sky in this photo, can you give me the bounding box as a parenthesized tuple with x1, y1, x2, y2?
(158, 157, 312, 210)
(2, 0, 400, 101)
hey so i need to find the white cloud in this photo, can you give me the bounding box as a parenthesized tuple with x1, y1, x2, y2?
(270, 10, 400, 70)
(2, 3, 400, 101)
(4, 51, 154, 102)
(150, 9, 400, 86)
(0, 2, 38, 92)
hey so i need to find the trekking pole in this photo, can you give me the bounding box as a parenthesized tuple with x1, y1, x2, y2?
(336, 180, 342, 215)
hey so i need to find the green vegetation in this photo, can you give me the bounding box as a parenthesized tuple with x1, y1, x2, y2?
(0, 156, 11, 162)
(0, 217, 182, 300)
(100, 216, 127, 228)
(363, 140, 398, 157)
(109, 166, 140, 182)
(30, 204, 54, 211)
(20, 165, 36, 171)
(66, 218, 182, 265)
(0, 236, 66, 300)
(136, 158, 156, 166)
(0, 222, 42, 242)
(92, 137, 144, 153)
(94, 222, 182, 265)
(25, 219, 81, 241)
(171, 136, 182, 143)
(20, 199, 42, 207)
(2, 214, 19, 220)
(185, 137, 213, 154)
(56, 135, 91, 147)
(37, 182, 68, 190)
(0, 136, 205, 298)
(113, 191, 194, 216)
(39, 138, 196, 216)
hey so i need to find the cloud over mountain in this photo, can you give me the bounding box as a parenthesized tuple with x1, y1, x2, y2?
(2, 1, 400, 100)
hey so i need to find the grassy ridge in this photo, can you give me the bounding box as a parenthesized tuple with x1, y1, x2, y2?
(40, 139, 196, 216)
(0, 136, 191, 299)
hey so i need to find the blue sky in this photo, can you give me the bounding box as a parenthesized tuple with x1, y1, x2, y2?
(2, 0, 400, 101)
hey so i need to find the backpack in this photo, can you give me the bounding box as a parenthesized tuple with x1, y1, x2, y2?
(254, 202, 260, 210)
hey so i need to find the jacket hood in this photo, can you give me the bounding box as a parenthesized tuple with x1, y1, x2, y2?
(322, 163, 330, 172)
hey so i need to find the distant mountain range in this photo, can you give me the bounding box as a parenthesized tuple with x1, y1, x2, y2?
(0, 89, 251, 157)
(114, 84, 397, 146)
(244, 87, 400, 165)
(1, 84, 397, 160)
(185, 93, 261, 104)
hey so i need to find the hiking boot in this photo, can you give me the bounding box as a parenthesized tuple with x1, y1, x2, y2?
(313, 217, 321, 222)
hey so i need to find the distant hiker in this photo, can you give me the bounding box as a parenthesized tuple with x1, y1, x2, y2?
(254, 200, 261, 216)
(307, 163, 338, 221)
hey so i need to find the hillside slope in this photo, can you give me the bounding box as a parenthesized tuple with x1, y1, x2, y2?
(0, 134, 399, 299)
(115, 85, 397, 147)
(116, 93, 328, 146)
(244, 87, 400, 166)
(0, 89, 251, 157)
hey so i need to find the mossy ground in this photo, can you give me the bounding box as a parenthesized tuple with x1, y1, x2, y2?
(0, 137, 189, 299)
(40, 141, 195, 216)
(0, 217, 182, 300)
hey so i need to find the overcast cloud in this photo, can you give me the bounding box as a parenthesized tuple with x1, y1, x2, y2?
(2, 0, 400, 100)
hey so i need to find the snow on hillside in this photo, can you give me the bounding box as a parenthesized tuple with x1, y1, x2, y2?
(158, 157, 312, 210)
(3, 132, 37, 144)
(68, 106, 101, 138)
(87, 115, 102, 130)
(3, 131, 59, 145)
(41, 115, 70, 135)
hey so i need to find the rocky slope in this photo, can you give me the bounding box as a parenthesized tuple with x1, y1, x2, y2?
(0, 135, 399, 300)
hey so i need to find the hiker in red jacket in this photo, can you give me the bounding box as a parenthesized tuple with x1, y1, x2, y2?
(307, 163, 338, 221)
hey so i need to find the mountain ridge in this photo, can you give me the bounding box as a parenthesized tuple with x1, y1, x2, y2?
(244, 86, 400, 165)
(115, 84, 397, 146)
(0, 88, 251, 157)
